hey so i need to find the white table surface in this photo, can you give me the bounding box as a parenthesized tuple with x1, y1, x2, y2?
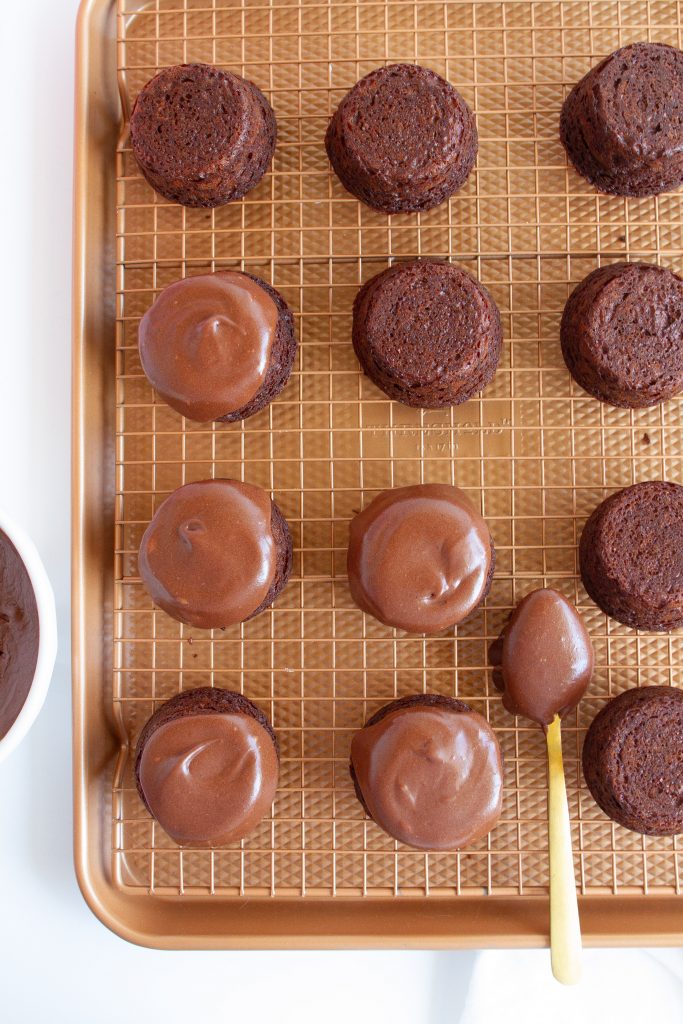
(1, 2, 682, 1020)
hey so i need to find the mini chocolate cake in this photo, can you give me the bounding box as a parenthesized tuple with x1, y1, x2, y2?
(138, 479, 292, 629)
(561, 262, 683, 408)
(579, 481, 683, 631)
(135, 687, 279, 846)
(347, 484, 495, 634)
(352, 260, 502, 408)
(130, 63, 276, 207)
(349, 693, 503, 850)
(582, 686, 683, 836)
(139, 270, 297, 422)
(325, 64, 477, 213)
(560, 42, 683, 197)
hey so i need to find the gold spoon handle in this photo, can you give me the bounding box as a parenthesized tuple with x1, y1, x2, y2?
(546, 714, 582, 985)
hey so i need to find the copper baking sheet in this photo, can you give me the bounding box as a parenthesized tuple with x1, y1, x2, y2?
(73, 0, 683, 948)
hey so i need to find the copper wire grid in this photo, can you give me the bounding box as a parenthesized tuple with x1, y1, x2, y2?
(105, 0, 683, 912)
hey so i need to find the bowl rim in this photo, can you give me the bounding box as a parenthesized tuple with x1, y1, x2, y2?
(0, 507, 58, 763)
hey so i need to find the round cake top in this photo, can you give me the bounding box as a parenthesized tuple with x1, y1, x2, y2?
(561, 262, 683, 408)
(138, 708, 279, 846)
(580, 481, 683, 630)
(331, 63, 472, 186)
(130, 63, 253, 184)
(139, 271, 279, 422)
(350, 695, 503, 850)
(583, 685, 683, 836)
(347, 484, 493, 633)
(138, 479, 276, 629)
(490, 589, 594, 727)
(354, 260, 501, 401)
(589, 43, 683, 164)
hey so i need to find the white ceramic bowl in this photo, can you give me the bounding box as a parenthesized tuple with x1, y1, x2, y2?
(0, 508, 57, 763)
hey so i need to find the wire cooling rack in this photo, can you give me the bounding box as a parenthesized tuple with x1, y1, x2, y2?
(113, 0, 683, 899)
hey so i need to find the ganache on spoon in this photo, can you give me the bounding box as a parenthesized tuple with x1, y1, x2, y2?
(489, 588, 594, 728)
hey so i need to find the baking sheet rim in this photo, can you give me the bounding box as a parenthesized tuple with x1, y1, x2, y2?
(71, 0, 683, 949)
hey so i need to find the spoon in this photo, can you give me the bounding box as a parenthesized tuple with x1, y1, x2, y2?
(489, 588, 593, 985)
(546, 713, 582, 984)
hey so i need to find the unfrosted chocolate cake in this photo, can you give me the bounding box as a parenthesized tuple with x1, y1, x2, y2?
(130, 63, 276, 207)
(582, 686, 683, 836)
(560, 42, 683, 196)
(325, 63, 477, 213)
(561, 262, 683, 408)
(352, 259, 501, 408)
(579, 481, 683, 631)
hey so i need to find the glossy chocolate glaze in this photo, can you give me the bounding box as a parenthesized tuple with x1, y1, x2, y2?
(490, 588, 594, 727)
(138, 712, 279, 846)
(139, 271, 278, 421)
(0, 530, 39, 740)
(350, 700, 503, 850)
(347, 484, 494, 633)
(138, 479, 276, 628)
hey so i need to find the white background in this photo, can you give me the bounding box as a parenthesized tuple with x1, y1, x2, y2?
(0, 2, 682, 1021)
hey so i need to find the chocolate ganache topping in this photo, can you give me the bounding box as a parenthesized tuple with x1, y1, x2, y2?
(138, 712, 279, 846)
(350, 695, 503, 850)
(139, 271, 278, 421)
(0, 530, 39, 740)
(138, 479, 276, 628)
(490, 588, 594, 727)
(347, 484, 494, 633)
